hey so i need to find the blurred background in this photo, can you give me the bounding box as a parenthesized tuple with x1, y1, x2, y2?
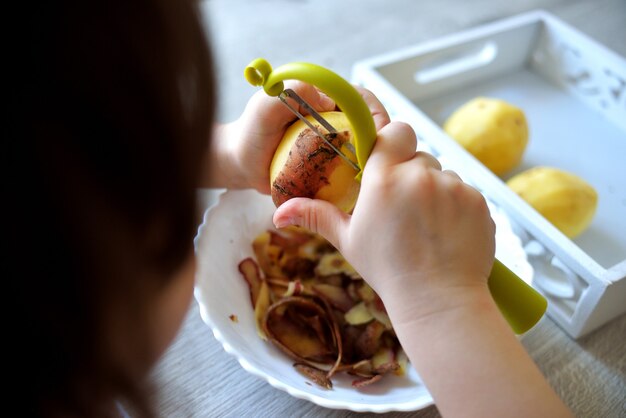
(201, 0, 626, 122)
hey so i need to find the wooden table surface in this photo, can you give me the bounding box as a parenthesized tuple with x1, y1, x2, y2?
(152, 1, 626, 417)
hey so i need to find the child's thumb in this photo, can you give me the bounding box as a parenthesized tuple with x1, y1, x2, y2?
(273, 197, 350, 251)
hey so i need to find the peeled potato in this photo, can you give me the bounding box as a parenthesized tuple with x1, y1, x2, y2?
(507, 167, 598, 238)
(444, 97, 529, 176)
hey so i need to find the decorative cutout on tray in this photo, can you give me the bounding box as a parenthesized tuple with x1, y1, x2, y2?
(532, 36, 626, 125)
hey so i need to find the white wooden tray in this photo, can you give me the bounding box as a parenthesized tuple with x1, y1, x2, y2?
(352, 10, 626, 338)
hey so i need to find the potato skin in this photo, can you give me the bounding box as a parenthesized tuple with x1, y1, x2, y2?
(270, 111, 360, 213)
(271, 129, 350, 207)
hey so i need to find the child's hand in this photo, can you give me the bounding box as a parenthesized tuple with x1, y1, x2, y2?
(272, 106, 573, 418)
(207, 82, 390, 193)
(272, 121, 496, 324)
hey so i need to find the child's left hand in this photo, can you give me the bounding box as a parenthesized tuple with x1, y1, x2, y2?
(206, 82, 390, 193)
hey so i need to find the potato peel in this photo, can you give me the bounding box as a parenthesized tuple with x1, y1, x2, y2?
(294, 363, 333, 390)
(238, 227, 405, 389)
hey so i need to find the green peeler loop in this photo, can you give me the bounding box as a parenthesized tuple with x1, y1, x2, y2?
(245, 58, 377, 180)
(245, 58, 547, 335)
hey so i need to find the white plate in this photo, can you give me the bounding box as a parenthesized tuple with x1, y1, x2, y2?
(193, 189, 532, 412)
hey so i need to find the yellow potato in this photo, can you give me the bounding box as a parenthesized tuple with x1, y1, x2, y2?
(270, 111, 359, 213)
(444, 97, 529, 175)
(507, 167, 598, 238)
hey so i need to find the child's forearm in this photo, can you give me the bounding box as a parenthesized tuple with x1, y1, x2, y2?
(388, 286, 573, 418)
(200, 122, 243, 189)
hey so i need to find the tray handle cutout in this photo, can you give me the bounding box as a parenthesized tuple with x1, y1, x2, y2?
(414, 41, 497, 85)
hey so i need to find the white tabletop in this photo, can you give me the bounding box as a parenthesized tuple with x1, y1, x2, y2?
(152, 1, 626, 417)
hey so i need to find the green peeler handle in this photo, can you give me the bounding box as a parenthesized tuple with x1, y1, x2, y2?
(489, 258, 547, 334)
(245, 58, 547, 334)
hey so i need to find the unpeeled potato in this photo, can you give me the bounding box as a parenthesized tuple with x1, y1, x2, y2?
(444, 97, 529, 176)
(507, 167, 598, 238)
(270, 111, 359, 212)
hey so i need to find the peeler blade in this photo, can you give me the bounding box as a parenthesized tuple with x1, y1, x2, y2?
(278, 89, 360, 171)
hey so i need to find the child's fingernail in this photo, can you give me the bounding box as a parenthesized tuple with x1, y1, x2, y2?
(274, 216, 295, 229)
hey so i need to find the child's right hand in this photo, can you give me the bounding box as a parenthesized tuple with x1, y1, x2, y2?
(274, 122, 573, 418)
(273, 121, 496, 325)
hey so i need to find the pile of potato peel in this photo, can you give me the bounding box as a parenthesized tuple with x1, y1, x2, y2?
(238, 226, 408, 389)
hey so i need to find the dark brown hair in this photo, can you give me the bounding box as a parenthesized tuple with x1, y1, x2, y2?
(11, 0, 214, 416)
